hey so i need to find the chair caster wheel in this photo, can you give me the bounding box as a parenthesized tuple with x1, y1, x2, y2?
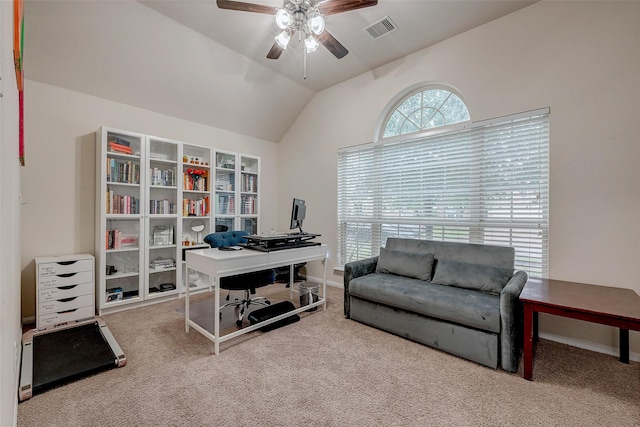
(236, 320, 243, 327)
(266, 301, 271, 305)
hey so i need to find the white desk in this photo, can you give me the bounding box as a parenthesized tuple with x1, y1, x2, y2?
(185, 244, 328, 354)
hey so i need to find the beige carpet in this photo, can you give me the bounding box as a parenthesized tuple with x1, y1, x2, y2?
(18, 285, 640, 426)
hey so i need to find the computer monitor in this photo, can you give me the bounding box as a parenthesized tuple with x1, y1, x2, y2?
(289, 198, 306, 233)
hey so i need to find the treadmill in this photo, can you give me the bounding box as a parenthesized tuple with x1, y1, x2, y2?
(19, 317, 126, 401)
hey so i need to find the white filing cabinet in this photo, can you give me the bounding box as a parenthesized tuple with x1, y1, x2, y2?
(35, 254, 95, 330)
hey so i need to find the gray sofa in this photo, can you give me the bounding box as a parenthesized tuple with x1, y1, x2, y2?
(343, 238, 528, 372)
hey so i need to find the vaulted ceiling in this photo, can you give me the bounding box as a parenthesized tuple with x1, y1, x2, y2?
(24, 0, 535, 142)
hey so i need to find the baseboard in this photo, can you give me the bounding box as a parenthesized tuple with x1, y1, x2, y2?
(538, 332, 640, 363)
(305, 275, 342, 289)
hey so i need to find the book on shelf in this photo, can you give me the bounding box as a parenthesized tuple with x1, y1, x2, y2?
(108, 142, 133, 155)
(106, 190, 139, 214)
(242, 174, 257, 193)
(241, 195, 256, 215)
(108, 136, 131, 146)
(183, 171, 207, 192)
(150, 168, 176, 187)
(106, 229, 138, 250)
(107, 136, 135, 154)
(150, 199, 177, 215)
(215, 194, 235, 215)
(107, 157, 140, 184)
(183, 196, 209, 217)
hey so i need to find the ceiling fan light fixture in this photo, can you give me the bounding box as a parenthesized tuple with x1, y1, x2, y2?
(308, 15, 325, 35)
(275, 9, 292, 29)
(275, 31, 291, 49)
(304, 35, 319, 53)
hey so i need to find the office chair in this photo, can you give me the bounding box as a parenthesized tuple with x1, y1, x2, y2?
(203, 231, 275, 326)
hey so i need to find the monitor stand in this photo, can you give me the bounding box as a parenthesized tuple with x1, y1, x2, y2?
(18, 317, 126, 401)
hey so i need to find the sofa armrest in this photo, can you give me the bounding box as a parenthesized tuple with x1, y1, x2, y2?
(343, 256, 378, 318)
(499, 270, 528, 372)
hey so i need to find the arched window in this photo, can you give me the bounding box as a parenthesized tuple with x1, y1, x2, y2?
(381, 85, 470, 139)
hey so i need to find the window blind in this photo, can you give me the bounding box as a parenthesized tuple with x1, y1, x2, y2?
(337, 109, 549, 278)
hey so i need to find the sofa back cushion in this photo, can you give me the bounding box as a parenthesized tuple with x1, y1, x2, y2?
(431, 259, 513, 294)
(376, 247, 434, 281)
(385, 238, 515, 269)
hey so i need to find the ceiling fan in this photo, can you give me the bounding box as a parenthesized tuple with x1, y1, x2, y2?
(216, 0, 378, 60)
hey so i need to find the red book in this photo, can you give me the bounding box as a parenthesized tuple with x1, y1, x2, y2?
(109, 142, 133, 154)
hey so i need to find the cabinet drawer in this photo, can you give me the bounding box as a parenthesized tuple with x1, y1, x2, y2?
(38, 294, 94, 315)
(38, 305, 95, 328)
(38, 283, 94, 304)
(38, 270, 93, 289)
(38, 259, 93, 277)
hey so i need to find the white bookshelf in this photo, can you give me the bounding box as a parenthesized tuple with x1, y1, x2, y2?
(181, 142, 213, 294)
(96, 127, 146, 314)
(96, 128, 262, 312)
(214, 151, 260, 235)
(146, 135, 181, 301)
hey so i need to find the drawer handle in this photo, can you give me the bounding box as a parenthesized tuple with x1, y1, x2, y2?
(57, 272, 78, 278)
(58, 285, 78, 290)
(58, 308, 78, 314)
(57, 260, 78, 266)
(58, 297, 78, 303)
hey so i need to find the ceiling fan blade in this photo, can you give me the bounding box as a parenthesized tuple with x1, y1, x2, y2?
(317, 0, 378, 16)
(216, 0, 278, 15)
(266, 42, 284, 60)
(317, 30, 349, 59)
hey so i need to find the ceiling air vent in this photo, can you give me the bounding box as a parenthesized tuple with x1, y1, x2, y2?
(363, 16, 398, 40)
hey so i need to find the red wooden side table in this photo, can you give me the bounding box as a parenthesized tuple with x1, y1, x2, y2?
(519, 278, 640, 380)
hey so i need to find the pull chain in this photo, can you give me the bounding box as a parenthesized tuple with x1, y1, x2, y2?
(303, 48, 307, 80)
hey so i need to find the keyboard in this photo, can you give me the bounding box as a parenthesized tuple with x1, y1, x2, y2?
(256, 233, 289, 238)
(250, 232, 317, 240)
(241, 240, 321, 252)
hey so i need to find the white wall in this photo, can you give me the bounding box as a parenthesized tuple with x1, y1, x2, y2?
(278, 1, 640, 355)
(20, 81, 281, 319)
(1, 1, 23, 423)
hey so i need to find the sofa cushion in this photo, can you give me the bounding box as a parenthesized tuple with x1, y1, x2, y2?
(431, 259, 513, 295)
(349, 273, 501, 333)
(385, 238, 515, 269)
(375, 248, 434, 281)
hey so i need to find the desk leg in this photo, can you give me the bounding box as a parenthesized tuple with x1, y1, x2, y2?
(322, 257, 327, 310)
(185, 272, 190, 333)
(289, 265, 294, 300)
(523, 303, 534, 380)
(214, 277, 220, 356)
(619, 329, 629, 364)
